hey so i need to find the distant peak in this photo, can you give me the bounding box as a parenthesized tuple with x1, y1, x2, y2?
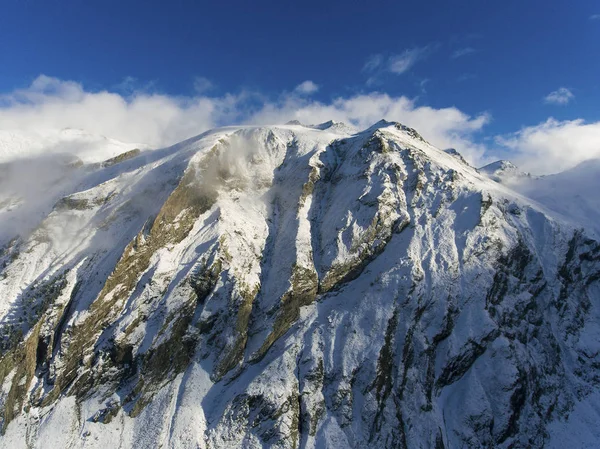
(480, 160, 518, 173)
(479, 160, 531, 183)
(284, 119, 354, 133)
(372, 119, 396, 128)
(365, 119, 397, 132)
(309, 120, 345, 130)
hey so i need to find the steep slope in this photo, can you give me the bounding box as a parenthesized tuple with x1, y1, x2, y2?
(1, 121, 599, 448)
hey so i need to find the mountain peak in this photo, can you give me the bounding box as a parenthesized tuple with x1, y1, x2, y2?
(480, 159, 518, 172)
(309, 119, 341, 130)
(479, 159, 531, 183)
(364, 119, 427, 143)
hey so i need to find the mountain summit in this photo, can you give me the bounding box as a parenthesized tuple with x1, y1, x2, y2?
(478, 160, 531, 184)
(1, 121, 599, 448)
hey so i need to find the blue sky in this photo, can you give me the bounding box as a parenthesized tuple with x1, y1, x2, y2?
(1, 0, 600, 173)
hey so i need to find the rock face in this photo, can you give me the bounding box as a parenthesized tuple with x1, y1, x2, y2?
(0, 121, 599, 448)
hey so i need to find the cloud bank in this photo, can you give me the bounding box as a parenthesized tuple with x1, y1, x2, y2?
(0, 75, 489, 164)
(1, 75, 600, 175)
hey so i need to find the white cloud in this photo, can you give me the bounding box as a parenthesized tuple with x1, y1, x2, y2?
(8, 75, 600, 177)
(590, 14, 600, 20)
(544, 87, 574, 105)
(0, 75, 246, 148)
(451, 47, 476, 59)
(0, 75, 491, 167)
(293, 80, 319, 95)
(496, 118, 600, 174)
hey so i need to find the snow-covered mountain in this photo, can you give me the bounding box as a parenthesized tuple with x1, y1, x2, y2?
(1, 121, 599, 448)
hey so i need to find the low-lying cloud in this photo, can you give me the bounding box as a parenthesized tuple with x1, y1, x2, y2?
(0, 75, 489, 164)
(0, 75, 244, 148)
(2, 75, 600, 175)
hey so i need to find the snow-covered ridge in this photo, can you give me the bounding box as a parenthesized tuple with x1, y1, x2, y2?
(0, 121, 599, 448)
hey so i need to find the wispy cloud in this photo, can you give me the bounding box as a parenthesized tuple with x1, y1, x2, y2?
(363, 54, 384, 72)
(388, 47, 431, 74)
(293, 80, 319, 95)
(590, 14, 600, 20)
(451, 47, 476, 59)
(544, 87, 574, 105)
(363, 46, 433, 85)
(193, 76, 214, 94)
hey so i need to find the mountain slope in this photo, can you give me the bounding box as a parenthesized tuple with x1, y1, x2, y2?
(1, 121, 599, 448)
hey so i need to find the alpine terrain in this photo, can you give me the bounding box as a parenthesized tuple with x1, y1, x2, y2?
(1, 120, 599, 448)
